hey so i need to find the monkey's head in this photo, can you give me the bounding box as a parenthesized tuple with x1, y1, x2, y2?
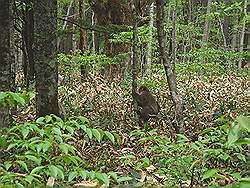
(138, 85, 150, 93)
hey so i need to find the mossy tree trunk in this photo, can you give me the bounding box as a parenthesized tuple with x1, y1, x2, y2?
(33, 0, 59, 117)
(0, 0, 15, 127)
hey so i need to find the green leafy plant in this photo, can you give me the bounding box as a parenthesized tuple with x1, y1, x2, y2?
(0, 115, 122, 187)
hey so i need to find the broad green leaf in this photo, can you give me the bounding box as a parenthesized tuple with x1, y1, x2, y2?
(6, 96, 15, 107)
(105, 131, 115, 144)
(237, 115, 250, 131)
(24, 175, 34, 184)
(36, 117, 45, 124)
(85, 128, 93, 139)
(112, 131, 122, 144)
(36, 143, 43, 152)
(108, 172, 118, 182)
(96, 173, 109, 186)
(80, 170, 88, 180)
(26, 155, 42, 165)
(92, 129, 101, 142)
(3, 161, 12, 171)
(202, 169, 218, 180)
(88, 171, 95, 179)
(49, 165, 58, 178)
(235, 138, 250, 145)
(0, 136, 7, 147)
(141, 157, 151, 166)
(45, 115, 53, 123)
(10, 92, 25, 105)
(0, 92, 8, 101)
(117, 176, 133, 183)
(228, 122, 240, 145)
(16, 160, 28, 172)
(52, 127, 62, 136)
(79, 116, 89, 123)
(66, 126, 74, 135)
(68, 171, 78, 182)
(31, 166, 45, 174)
(79, 124, 87, 132)
(59, 144, 69, 155)
(42, 141, 51, 152)
(21, 128, 30, 139)
(97, 128, 104, 140)
(56, 165, 65, 180)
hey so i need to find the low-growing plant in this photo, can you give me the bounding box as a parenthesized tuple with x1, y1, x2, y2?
(118, 116, 249, 187)
(0, 115, 124, 187)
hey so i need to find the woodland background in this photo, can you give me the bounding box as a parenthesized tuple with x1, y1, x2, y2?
(0, 0, 249, 187)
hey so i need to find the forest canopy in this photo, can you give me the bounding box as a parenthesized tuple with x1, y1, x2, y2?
(0, 0, 249, 187)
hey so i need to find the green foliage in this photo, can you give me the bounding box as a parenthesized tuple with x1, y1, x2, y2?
(0, 91, 34, 108)
(118, 116, 249, 187)
(57, 50, 120, 74)
(228, 115, 250, 146)
(0, 115, 121, 187)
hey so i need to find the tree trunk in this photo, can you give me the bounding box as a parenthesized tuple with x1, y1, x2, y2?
(33, 0, 59, 117)
(145, 3, 154, 75)
(202, 0, 212, 43)
(156, 0, 185, 134)
(0, 0, 15, 127)
(239, 0, 247, 68)
(79, 0, 88, 79)
(223, 0, 232, 47)
(131, 0, 139, 124)
(58, 0, 74, 52)
(22, 0, 34, 89)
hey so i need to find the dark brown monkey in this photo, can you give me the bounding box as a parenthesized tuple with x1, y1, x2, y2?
(133, 86, 160, 125)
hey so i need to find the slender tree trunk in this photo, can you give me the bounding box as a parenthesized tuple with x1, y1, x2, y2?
(33, 0, 59, 117)
(57, 0, 74, 51)
(131, 0, 139, 123)
(145, 3, 154, 71)
(0, 0, 15, 127)
(239, 0, 247, 68)
(202, 0, 212, 43)
(79, 0, 88, 79)
(156, 0, 185, 134)
(223, 0, 232, 47)
(91, 10, 96, 51)
(218, 16, 227, 49)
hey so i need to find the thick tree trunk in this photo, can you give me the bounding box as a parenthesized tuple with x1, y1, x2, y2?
(156, 0, 185, 134)
(33, 0, 59, 117)
(22, 0, 34, 88)
(0, 0, 15, 127)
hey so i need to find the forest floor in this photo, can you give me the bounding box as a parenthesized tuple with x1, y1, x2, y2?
(12, 67, 249, 187)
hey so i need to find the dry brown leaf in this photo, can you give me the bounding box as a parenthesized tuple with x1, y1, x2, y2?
(46, 177, 55, 187)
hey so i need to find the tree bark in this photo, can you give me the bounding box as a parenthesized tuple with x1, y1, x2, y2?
(79, 0, 89, 79)
(202, 0, 212, 43)
(33, 0, 59, 117)
(0, 0, 15, 127)
(22, 0, 34, 89)
(145, 3, 154, 73)
(239, 0, 247, 68)
(131, 0, 139, 124)
(156, 0, 185, 134)
(223, 0, 232, 47)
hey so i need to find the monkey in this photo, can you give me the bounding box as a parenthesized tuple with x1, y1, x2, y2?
(133, 86, 160, 125)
